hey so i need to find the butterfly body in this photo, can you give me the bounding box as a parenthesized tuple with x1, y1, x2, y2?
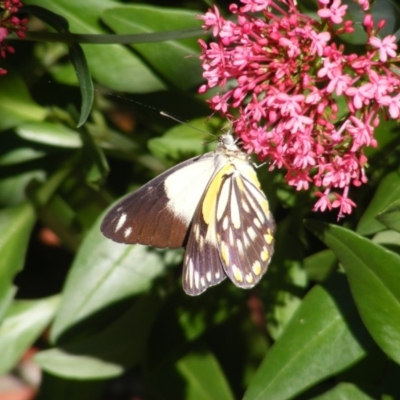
(101, 133, 275, 295)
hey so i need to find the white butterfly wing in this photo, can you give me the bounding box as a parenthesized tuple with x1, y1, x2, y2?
(182, 158, 275, 295)
(215, 165, 275, 288)
(101, 153, 216, 248)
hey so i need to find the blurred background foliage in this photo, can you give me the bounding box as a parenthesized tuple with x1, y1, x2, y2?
(1, 0, 400, 399)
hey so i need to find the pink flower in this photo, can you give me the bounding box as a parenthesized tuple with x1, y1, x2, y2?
(379, 95, 400, 119)
(199, 0, 400, 218)
(369, 35, 397, 62)
(308, 31, 331, 56)
(313, 191, 332, 212)
(0, 1, 27, 70)
(318, 0, 348, 24)
(240, 0, 272, 12)
(0, 27, 8, 42)
(332, 192, 356, 219)
(345, 83, 375, 109)
(198, 6, 221, 37)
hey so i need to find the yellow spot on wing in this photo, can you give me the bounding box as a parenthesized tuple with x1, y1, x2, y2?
(252, 261, 262, 275)
(221, 241, 229, 264)
(202, 164, 232, 224)
(261, 247, 269, 261)
(261, 198, 270, 214)
(232, 265, 243, 282)
(245, 273, 254, 284)
(264, 233, 273, 244)
(246, 169, 261, 188)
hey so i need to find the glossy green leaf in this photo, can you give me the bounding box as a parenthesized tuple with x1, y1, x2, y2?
(25, 4, 94, 124)
(0, 73, 47, 130)
(0, 148, 46, 206)
(376, 199, 400, 233)
(148, 117, 220, 165)
(102, 5, 202, 90)
(306, 221, 400, 365)
(373, 230, 400, 248)
(0, 203, 36, 307)
(244, 274, 374, 400)
(176, 350, 235, 400)
(24, 0, 165, 92)
(80, 129, 109, 184)
(0, 287, 16, 324)
(304, 249, 337, 282)
(23, 4, 71, 32)
(267, 261, 307, 340)
(357, 171, 400, 236)
(68, 42, 94, 127)
(36, 294, 158, 379)
(312, 382, 376, 400)
(0, 296, 59, 375)
(50, 214, 170, 342)
(151, 339, 234, 400)
(370, 0, 400, 38)
(16, 122, 82, 148)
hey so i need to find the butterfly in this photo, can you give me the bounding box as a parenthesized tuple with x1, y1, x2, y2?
(100, 132, 275, 296)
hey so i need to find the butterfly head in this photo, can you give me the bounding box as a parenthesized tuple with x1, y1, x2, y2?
(218, 132, 241, 151)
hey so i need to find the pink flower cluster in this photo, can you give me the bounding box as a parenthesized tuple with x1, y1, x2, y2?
(198, 0, 400, 218)
(0, 0, 27, 75)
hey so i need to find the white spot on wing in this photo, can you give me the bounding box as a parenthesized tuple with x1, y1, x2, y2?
(237, 239, 244, 256)
(194, 270, 200, 289)
(230, 187, 241, 229)
(217, 179, 230, 220)
(115, 213, 127, 232)
(164, 157, 215, 224)
(247, 226, 257, 241)
(124, 227, 132, 238)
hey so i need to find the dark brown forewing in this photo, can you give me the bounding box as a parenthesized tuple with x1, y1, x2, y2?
(216, 172, 275, 288)
(100, 154, 214, 249)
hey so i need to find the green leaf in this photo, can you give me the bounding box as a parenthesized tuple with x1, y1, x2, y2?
(370, 0, 400, 38)
(23, 0, 166, 92)
(266, 261, 307, 340)
(36, 294, 159, 379)
(0, 287, 16, 324)
(0, 296, 59, 375)
(372, 229, 400, 248)
(169, 348, 235, 400)
(79, 128, 109, 184)
(304, 249, 337, 282)
(376, 199, 400, 233)
(244, 274, 375, 400)
(0, 147, 46, 206)
(312, 382, 376, 400)
(16, 122, 82, 148)
(306, 221, 400, 365)
(0, 203, 36, 312)
(0, 73, 47, 130)
(68, 43, 94, 127)
(23, 4, 71, 32)
(357, 171, 400, 236)
(148, 117, 220, 166)
(50, 214, 169, 342)
(102, 4, 203, 90)
(26, 5, 94, 127)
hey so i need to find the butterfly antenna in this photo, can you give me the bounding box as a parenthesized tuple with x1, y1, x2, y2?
(160, 111, 216, 140)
